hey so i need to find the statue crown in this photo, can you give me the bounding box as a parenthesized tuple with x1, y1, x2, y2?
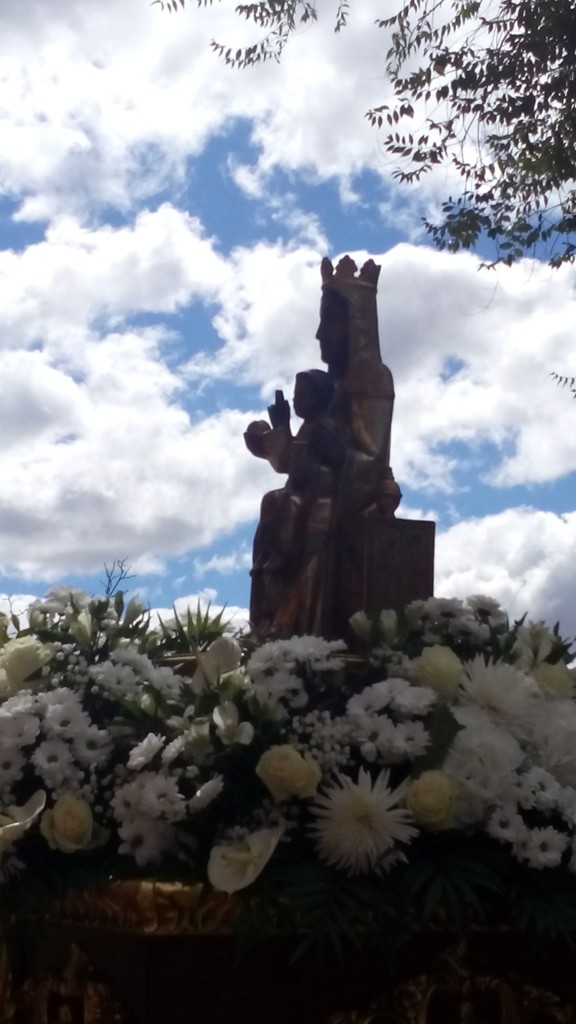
(321, 255, 380, 289)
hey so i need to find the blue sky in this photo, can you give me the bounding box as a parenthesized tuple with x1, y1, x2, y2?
(0, 0, 575, 636)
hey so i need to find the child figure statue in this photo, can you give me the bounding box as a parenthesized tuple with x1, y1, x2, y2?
(244, 369, 346, 635)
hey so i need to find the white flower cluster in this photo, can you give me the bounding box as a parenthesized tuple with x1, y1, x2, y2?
(1, 589, 576, 902)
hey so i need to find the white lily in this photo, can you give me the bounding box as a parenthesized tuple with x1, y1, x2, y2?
(0, 791, 46, 860)
(213, 702, 254, 746)
(192, 637, 242, 690)
(207, 826, 284, 894)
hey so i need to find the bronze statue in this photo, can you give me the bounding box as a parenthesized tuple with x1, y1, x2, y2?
(246, 255, 434, 639)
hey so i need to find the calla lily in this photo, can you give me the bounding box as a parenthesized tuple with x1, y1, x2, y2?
(193, 637, 241, 689)
(207, 826, 284, 894)
(213, 702, 254, 746)
(0, 791, 46, 860)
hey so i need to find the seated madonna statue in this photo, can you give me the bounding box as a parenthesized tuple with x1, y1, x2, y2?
(244, 369, 347, 636)
(246, 255, 402, 639)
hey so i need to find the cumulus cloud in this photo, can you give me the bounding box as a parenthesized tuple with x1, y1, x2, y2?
(0, 0, 447, 226)
(436, 508, 576, 638)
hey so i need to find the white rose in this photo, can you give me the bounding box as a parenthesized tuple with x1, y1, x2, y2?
(406, 771, 458, 829)
(0, 636, 54, 695)
(40, 793, 95, 853)
(410, 645, 463, 699)
(256, 745, 322, 800)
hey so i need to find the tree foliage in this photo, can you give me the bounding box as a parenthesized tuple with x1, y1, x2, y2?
(157, 0, 576, 268)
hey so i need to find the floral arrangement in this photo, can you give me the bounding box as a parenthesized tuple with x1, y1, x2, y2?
(1, 587, 576, 950)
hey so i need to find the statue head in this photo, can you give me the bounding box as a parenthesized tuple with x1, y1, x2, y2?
(293, 369, 334, 421)
(317, 255, 382, 377)
(315, 288, 349, 379)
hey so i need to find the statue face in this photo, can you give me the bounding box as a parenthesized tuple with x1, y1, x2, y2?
(293, 373, 319, 420)
(315, 291, 348, 375)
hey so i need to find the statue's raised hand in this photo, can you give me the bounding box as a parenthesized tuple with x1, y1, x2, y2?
(268, 390, 291, 429)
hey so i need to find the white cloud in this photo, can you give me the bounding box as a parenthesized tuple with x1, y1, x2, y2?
(436, 508, 576, 638)
(194, 548, 252, 578)
(0, 0, 443, 225)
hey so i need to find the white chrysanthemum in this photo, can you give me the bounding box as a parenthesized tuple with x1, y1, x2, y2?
(558, 787, 576, 826)
(117, 816, 175, 866)
(38, 687, 78, 707)
(375, 720, 430, 763)
(487, 804, 527, 845)
(310, 769, 417, 875)
(72, 727, 111, 765)
(251, 669, 306, 717)
(0, 709, 39, 746)
(421, 597, 465, 619)
(112, 772, 185, 823)
(466, 595, 506, 621)
(190, 775, 224, 813)
(44, 701, 91, 739)
(147, 665, 183, 700)
(247, 636, 346, 679)
(89, 660, 140, 699)
(161, 736, 186, 766)
(513, 826, 568, 869)
(443, 723, 524, 823)
(513, 767, 561, 812)
(0, 744, 25, 790)
(347, 679, 436, 720)
(1, 692, 37, 715)
(128, 733, 165, 770)
(531, 701, 576, 787)
(459, 656, 538, 729)
(31, 738, 79, 789)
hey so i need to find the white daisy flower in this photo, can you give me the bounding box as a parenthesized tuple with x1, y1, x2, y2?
(189, 775, 224, 813)
(31, 738, 78, 788)
(1, 693, 37, 715)
(513, 767, 561, 812)
(161, 736, 187, 766)
(514, 827, 568, 869)
(113, 772, 186, 823)
(0, 745, 25, 790)
(127, 733, 165, 770)
(487, 804, 527, 845)
(0, 710, 39, 746)
(44, 701, 91, 739)
(72, 727, 112, 765)
(117, 816, 175, 866)
(466, 595, 506, 620)
(310, 769, 417, 875)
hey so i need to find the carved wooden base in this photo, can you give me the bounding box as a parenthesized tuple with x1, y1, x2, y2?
(2, 886, 576, 1024)
(335, 515, 435, 642)
(1, 942, 128, 1024)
